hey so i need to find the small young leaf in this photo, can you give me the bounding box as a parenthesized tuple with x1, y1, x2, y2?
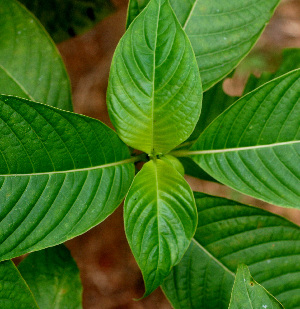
(126, 0, 281, 90)
(107, 0, 202, 155)
(0, 95, 135, 261)
(124, 159, 197, 297)
(0, 260, 38, 309)
(18, 245, 82, 309)
(0, 0, 72, 110)
(190, 69, 300, 208)
(162, 193, 300, 309)
(229, 264, 284, 309)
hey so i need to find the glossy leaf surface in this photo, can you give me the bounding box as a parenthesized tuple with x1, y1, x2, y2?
(124, 159, 197, 296)
(126, 0, 280, 90)
(19, 0, 114, 43)
(0, 260, 38, 309)
(190, 69, 300, 208)
(0, 95, 134, 261)
(19, 245, 82, 309)
(107, 0, 202, 155)
(0, 0, 72, 111)
(162, 193, 300, 309)
(229, 264, 283, 309)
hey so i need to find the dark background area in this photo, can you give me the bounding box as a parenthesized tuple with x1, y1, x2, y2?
(45, 0, 300, 307)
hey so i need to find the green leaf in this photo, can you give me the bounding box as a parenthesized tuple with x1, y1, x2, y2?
(0, 260, 39, 309)
(244, 48, 300, 95)
(19, 0, 114, 43)
(0, 95, 135, 261)
(188, 69, 300, 208)
(126, 0, 280, 90)
(229, 264, 284, 309)
(162, 193, 300, 309)
(124, 159, 197, 297)
(107, 0, 202, 155)
(18, 245, 82, 309)
(0, 0, 72, 111)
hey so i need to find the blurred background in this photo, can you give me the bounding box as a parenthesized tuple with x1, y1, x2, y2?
(19, 0, 300, 308)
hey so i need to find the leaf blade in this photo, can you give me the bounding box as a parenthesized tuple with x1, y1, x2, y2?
(0, 260, 39, 309)
(0, 95, 135, 261)
(18, 245, 82, 309)
(107, 0, 202, 155)
(0, 0, 72, 110)
(190, 69, 300, 208)
(124, 159, 197, 296)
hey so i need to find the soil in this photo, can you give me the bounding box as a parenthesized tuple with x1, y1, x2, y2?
(55, 1, 300, 308)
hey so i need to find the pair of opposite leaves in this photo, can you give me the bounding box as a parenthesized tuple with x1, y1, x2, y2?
(107, 0, 203, 296)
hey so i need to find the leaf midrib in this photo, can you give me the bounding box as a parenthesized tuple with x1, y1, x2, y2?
(171, 140, 300, 157)
(13, 262, 40, 309)
(150, 1, 161, 155)
(192, 238, 235, 278)
(182, 0, 198, 30)
(242, 267, 255, 309)
(0, 157, 136, 177)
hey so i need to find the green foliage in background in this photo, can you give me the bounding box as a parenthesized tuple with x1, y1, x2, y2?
(19, 0, 114, 43)
(0, 0, 299, 307)
(0, 0, 72, 110)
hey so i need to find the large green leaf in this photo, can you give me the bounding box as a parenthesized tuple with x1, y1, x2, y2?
(126, 0, 280, 90)
(18, 245, 82, 309)
(0, 95, 135, 261)
(124, 159, 197, 297)
(19, 0, 114, 43)
(162, 193, 300, 309)
(0, 260, 38, 309)
(185, 69, 300, 208)
(229, 264, 283, 309)
(107, 0, 202, 155)
(188, 49, 300, 151)
(0, 0, 72, 111)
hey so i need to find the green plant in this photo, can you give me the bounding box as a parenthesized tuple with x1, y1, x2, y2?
(0, 0, 299, 308)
